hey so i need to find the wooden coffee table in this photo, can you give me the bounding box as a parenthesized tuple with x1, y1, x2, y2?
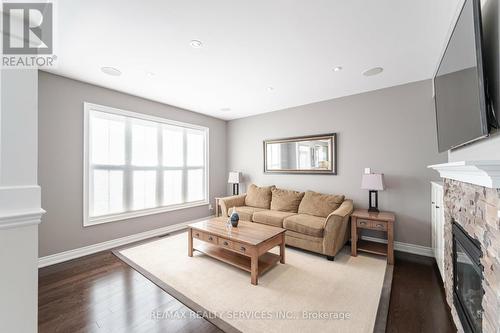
(188, 218, 286, 285)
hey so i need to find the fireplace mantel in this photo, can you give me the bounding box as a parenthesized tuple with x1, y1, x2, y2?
(428, 160, 500, 188)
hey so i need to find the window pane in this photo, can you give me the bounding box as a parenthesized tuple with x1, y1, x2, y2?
(131, 121, 158, 166)
(87, 106, 209, 223)
(163, 127, 183, 167)
(91, 114, 125, 165)
(133, 171, 157, 210)
(163, 170, 183, 205)
(187, 169, 204, 202)
(187, 130, 205, 166)
(92, 169, 123, 216)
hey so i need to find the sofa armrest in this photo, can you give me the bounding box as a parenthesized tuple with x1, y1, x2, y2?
(322, 199, 354, 256)
(219, 194, 246, 217)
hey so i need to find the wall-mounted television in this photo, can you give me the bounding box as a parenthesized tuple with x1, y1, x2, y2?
(434, 0, 491, 152)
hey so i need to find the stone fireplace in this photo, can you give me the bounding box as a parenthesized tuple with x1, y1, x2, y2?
(443, 178, 500, 332)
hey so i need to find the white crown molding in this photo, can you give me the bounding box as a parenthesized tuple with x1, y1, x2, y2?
(0, 185, 44, 230)
(428, 160, 500, 188)
(38, 216, 213, 268)
(0, 209, 45, 230)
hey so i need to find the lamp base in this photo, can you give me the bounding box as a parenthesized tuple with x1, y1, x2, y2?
(368, 190, 379, 213)
(232, 183, 239, 196)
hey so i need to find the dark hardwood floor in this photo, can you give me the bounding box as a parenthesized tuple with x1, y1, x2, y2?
(39, 246, 456, 333)
(386, 252, 456, 333)
(38, 251, 221, 333)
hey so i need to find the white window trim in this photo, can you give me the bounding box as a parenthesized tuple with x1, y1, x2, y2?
(83, 102, 209, 227)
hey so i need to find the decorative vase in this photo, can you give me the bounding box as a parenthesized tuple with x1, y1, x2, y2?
(230, 208, 239, 227)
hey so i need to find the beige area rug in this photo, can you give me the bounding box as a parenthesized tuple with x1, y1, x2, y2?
(116, 232, 388, 333)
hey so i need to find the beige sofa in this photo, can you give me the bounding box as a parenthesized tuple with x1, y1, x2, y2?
(219, 184, 353, 260)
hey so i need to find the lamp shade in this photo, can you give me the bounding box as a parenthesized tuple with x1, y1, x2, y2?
(227, 172, 241, 184)
(361, 173, 385, 191)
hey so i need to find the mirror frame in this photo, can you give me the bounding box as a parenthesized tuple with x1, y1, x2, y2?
(263, 133, 337, 174)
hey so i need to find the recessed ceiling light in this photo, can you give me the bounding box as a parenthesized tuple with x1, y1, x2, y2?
(267, 86, 275, 92)
(363, 67, 384, 76)
(190, 40, 203, 48)
(220, 107, 231, 112)
(145, 71, 155, 77)
(333, 66, 343, 72)
(101, 66, 121, 76)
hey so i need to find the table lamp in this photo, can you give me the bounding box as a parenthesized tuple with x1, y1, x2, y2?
(361, 172, 385, 212)
(228, 172, 241, 195)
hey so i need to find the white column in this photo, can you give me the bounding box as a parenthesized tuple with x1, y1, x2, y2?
(0, 69, 44, 333)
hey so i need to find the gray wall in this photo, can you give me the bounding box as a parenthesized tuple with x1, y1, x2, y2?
(449, 0, 500, 161)
(38, 71, 227, 257)
(227, 80, 446, 247)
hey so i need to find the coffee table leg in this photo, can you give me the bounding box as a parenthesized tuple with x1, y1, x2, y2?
(188, 228, 193, 257)
(251, 255, 258, 285)
(280, 234, 285, 264)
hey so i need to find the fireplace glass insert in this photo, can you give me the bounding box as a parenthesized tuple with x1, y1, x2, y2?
(452, 221, 484, 333)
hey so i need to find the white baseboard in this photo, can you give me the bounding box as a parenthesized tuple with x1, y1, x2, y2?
(39, 217, 434, 268)
(38, 216, 213, 268)
(361, 236, 434, 258)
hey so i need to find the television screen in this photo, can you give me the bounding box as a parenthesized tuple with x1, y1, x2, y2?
(434, 0, 488, 152)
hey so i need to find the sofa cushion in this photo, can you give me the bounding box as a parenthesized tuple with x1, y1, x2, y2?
(298, 191, 345, 218)
(283, 214, 325, 237)
(270, 188, 305, 213)
(253, 210, 296, 228)
(245, 184, 275, 209)
(233, 206, 266, 222)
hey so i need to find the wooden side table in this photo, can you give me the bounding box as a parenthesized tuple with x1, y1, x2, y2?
(351, 209, 395, 265)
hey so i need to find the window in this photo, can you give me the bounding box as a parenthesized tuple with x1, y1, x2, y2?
(83, 103, 209, 226)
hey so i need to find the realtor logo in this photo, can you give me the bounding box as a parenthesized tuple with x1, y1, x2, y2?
(2, 2, 53, 54)
(2, 2, 56, 67)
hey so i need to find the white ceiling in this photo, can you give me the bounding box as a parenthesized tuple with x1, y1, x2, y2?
(47, 0, 462, 120)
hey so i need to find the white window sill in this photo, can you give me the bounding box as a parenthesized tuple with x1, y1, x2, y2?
(84, 201, 209, 227)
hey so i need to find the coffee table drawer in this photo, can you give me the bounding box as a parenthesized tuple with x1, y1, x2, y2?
(232, 241, 251, 255)
(201, 233, 218, 244)
(192, 229, 203, 239)
(192, 230, 218, 244)
(218, 238, 233, 249)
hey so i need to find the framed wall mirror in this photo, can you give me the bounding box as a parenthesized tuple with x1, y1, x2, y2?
(263, 133, 337, 174)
